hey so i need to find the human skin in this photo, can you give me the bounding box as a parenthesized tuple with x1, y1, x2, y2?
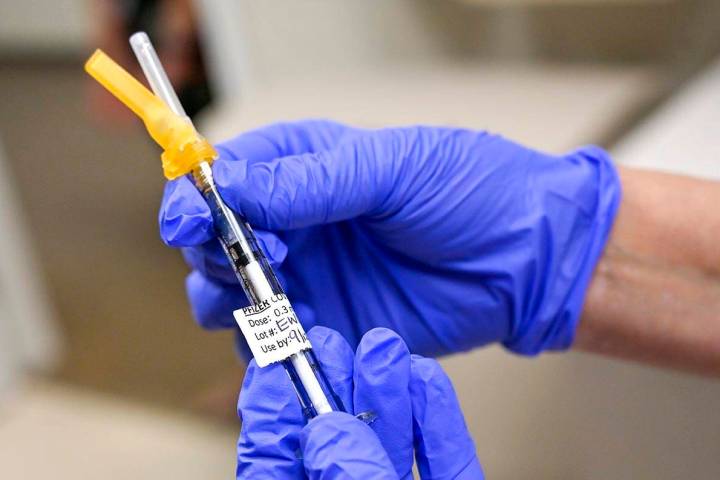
(577, 167, 720, 376)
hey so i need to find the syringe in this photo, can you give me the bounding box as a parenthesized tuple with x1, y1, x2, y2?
(85, 35, 343, 419)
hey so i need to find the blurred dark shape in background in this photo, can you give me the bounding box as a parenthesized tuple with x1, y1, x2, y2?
(0, 0, 237, 421)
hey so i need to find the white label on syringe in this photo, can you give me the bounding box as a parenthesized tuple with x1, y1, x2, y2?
(233, 294, 312, 367)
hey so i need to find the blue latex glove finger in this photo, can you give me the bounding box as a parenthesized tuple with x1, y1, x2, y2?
(353, 328, 413, 479)
(181, 230, 288, 286)
(159, 120, 353, 247)
(209, 123, 620, 356)
(236, 326, 354, 478)
(236, 361, 304, 478)
(160, 176, 215, 247)
(182, 240, 238, 285)
(185, 270, 244, 330)
(212, 132, 388, 230)
(409, 356, 484, 479)
(300, 412, 399, 480)
(181, 226, 288, 332)
(217, 119, 351, 164)
(185, 269, 253, 359)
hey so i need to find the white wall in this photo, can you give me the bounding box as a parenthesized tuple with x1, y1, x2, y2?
(0, 0, 89, 54)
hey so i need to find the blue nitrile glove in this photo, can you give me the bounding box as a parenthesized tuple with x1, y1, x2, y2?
(236, 326, 483, 479)
(159, 120, 621, 356)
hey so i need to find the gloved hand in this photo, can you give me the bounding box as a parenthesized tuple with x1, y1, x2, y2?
(236, 326, 483, 479)
(160, 120, 621, 356)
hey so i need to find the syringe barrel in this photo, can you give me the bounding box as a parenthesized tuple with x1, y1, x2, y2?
(191, 162, 281, 303)
(191, 161, 344, 418)
(89, 33, 344, 420)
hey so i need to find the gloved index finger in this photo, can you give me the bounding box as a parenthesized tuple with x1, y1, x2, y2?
(213, 133, 389, 231)
(217, 120, 351, 163)
(160, 120, 351, 247)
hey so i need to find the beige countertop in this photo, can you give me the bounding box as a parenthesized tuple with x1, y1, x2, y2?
(0, 380, 237, 479)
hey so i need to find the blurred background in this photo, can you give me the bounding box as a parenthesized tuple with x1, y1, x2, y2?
(1, 0, 719, 478)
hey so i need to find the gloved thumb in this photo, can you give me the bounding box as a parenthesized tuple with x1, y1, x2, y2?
(213, 131, 394, 230)
(410, 356, 484, 479)
(300, 412, 399, 480)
